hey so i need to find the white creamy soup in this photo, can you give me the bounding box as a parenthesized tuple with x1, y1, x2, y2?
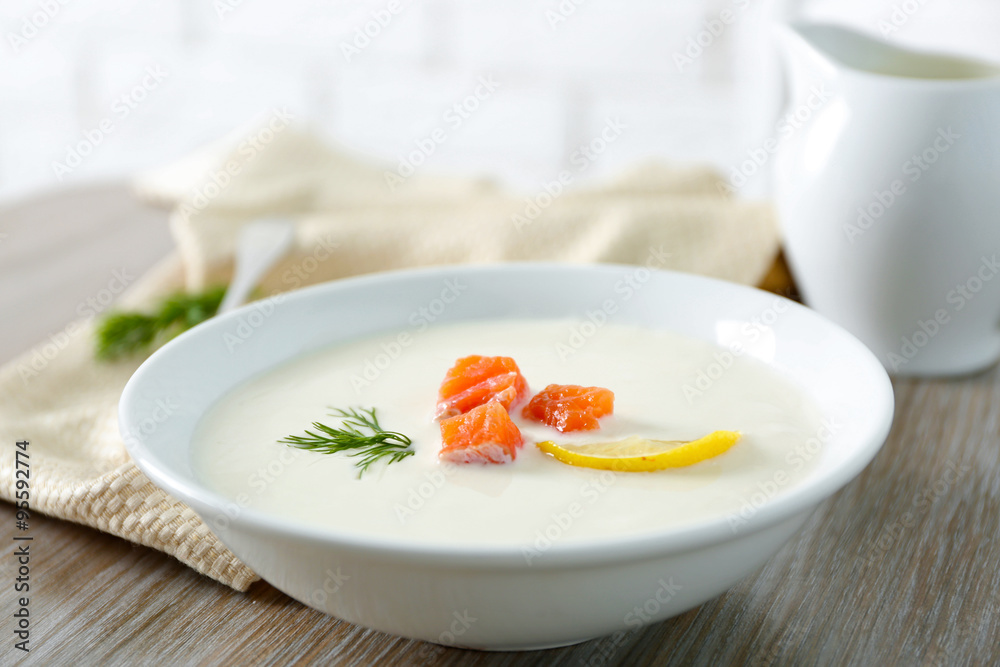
(194, 319, 825, 547)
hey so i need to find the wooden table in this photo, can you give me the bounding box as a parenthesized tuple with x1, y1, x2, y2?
(2, 186, 997, 666)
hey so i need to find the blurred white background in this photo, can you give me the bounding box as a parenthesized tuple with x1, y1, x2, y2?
(2, 0, 999, 204)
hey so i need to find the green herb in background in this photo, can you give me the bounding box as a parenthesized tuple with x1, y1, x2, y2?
(279, 407, 415, 478)
(95, 285, 227, 360)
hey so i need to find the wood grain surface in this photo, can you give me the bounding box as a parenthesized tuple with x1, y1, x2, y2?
(1, 187, 997, 666)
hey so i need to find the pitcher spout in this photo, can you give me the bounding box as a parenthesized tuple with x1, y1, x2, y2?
(773, 22, 841, 104)
(775, 21, 1000, 84)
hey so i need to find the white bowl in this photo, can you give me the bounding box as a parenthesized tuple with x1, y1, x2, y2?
(120, 264, 894, 650)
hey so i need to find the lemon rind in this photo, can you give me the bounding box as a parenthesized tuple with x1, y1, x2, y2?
(535, 430, 742, 472)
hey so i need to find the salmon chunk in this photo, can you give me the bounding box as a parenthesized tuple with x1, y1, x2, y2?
(521, 384, 615, 432)
(440, 399, 524, 464)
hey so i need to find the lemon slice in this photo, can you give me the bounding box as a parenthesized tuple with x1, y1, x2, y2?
(535, 431, 741, 472)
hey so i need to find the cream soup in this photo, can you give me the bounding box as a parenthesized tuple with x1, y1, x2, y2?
(194, 319, 825, 546)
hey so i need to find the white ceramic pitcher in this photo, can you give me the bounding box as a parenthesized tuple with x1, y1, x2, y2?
(772, 22, 1000, 376)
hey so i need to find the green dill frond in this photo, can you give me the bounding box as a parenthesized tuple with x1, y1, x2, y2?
(279, 407, 415, 477)
(95, 285, 227, 360)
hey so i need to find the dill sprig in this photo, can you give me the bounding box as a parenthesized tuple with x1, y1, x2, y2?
(279, 407, 415, 477)
(95, 286, 227, 360)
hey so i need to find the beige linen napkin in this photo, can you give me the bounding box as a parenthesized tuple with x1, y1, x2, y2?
(0, 124, 780, 591)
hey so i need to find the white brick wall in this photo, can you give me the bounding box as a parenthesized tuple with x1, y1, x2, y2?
(1, 0, 997, 203)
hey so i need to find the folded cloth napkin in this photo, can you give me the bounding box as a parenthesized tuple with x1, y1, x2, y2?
(0, 122, 781, 591)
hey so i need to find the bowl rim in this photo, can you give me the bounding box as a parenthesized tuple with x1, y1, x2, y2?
(120, 262, 895, 568)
